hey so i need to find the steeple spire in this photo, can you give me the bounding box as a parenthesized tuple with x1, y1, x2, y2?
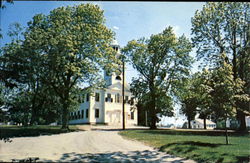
(104, 39, 124, 86)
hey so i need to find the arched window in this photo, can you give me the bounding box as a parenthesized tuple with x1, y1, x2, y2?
(116, 93, 120, 103)
(112, 46, 119, 52)
(115, 75, 121, 80)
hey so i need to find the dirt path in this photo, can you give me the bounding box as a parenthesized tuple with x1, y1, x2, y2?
(0, 128, 195, 162)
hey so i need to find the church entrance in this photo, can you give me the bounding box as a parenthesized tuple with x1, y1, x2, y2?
(107, 110, 121, 125)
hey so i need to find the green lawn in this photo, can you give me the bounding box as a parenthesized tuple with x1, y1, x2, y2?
(119, 129, 250, 163)
(0, 125, 79, 140)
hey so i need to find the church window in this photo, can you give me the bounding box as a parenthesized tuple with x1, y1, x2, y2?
(78, 111, 80, 119)
(105, 93, 113, 102)
(81, 94, 85, 103)
(131, 112, 134, 120)
(81, 110, 84, 119)
(113, 46, 118, 51)
(115, 93, 120, 103)
(69, 112, 72, 120)
(115, 76, 121, 80)
(86, 93, 89, 102)
(86, 109, 89, 118)
(95, 93, 100, 102)
(95, 109, 99, 118)
(125, 96, 129, 103)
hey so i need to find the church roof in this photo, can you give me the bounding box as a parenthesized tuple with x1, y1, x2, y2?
(107, 82, 130, 92)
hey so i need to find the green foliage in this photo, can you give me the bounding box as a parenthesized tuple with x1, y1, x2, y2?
(0, 84, 4, 106)
(188, 53, 249, 122)
(176, 75, 201, 127)
(177, 52, 249, 129)
(7, 91, 32, 126)
(1, 4, 118, 128)
(35, 4, 118, 128)
(191, 2, 250, 130)
(122, 26, 193, 129)
(209, 54, 249, 119)
(7, 22, 24, 40)
(191, 2, 249, 66)
(0, 125, 78, 140)
(0, 26, 61, 125)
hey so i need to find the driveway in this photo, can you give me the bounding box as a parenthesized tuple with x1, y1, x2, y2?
(0, 126, 195, 162)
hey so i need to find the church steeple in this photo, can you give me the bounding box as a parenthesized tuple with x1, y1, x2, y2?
(104, 39, 124, 86)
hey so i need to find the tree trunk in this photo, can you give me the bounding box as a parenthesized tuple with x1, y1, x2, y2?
(149, 103, 157, 129)
(150, 119, 157, 129)
(61, 102, 69, 130)
(237, 47, 247, 131)
(225, 117, 229, 145)
(149, 82, 157, 130)
(203, 117, 207, 129)
(237, 110, 246, 131)
(30, 95, 37, 125)
(237, 49, 247, 131)
(231, 29, 247, 132)
(188, 117, 192, 129)
(30, 80, 40, 125)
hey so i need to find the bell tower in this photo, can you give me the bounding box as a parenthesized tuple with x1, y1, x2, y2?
(104, 39, 124, 86)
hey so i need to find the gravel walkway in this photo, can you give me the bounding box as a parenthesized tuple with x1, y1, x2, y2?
(0, 126, 195, 162)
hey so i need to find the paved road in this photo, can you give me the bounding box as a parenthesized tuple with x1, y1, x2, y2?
(0, 127, 195, 162)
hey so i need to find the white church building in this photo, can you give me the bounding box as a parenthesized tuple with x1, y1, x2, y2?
(69, 40, 138, 126)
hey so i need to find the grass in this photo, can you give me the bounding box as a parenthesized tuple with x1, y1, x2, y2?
(0, 125, 79, 140)
(119, 129, 250, 163)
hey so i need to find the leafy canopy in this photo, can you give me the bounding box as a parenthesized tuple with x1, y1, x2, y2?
(123, 26, 193, 128)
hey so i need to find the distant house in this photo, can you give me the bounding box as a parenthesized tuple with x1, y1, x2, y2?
(246, 116, 250, 128)
(191, 118, 216, 129)
(226, 116, 250, 129)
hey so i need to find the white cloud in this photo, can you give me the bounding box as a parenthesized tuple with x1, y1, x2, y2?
(113, 26, 119, 30)
(173, 25, 180, 36)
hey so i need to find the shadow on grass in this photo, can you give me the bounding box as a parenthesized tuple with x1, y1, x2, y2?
(159, 141, 249, 163)
(0, 127, 79, 140)
(24, 150, 189, 163)
(160, 141, 223, 150)
(141, 129, 249, 137)
(236, 156, 250, 163)
(160, 143, 221, 163)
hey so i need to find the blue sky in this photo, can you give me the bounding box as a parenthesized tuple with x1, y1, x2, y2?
(1, 2, 205, 45)
(1, 1, 205, 125)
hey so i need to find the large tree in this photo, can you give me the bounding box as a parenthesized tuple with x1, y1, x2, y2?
(0, 38, 62, 125)
(210, 54, 248, 144)
(123, 27, 193, 129)
(21, 4, 118, 129)
(177, 74, 201, 129)
(196, 69, 214, 130)
(191, 2, 250, 131)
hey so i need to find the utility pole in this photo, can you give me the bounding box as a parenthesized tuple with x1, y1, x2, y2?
(122, 56, 125, 130)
